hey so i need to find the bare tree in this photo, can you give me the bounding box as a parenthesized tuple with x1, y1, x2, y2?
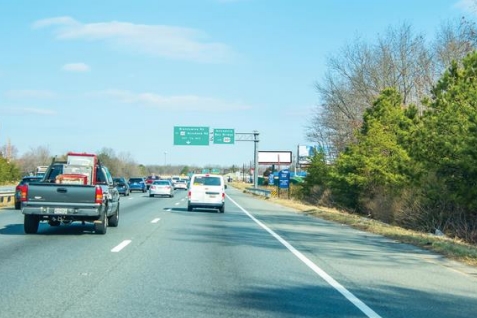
(309, 23, 435, 155)
(15, 146, 52, 175)
(434, 17, 477, 74)
(116, 151, 141, 178)
(0, 141, 19, 161)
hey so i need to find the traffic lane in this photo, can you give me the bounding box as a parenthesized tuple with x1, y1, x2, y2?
(52, 196, 367, 318)
(225, 187, 477, 318)
(0, 189, 172, 237)
(0, 191, 183, 318)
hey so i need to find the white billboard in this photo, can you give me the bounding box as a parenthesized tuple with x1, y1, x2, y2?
(258, 151, 292, 164)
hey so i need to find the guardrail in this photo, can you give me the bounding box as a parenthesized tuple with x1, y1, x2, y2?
(0, 192, 15, 207)
(245, 187, 271, 198)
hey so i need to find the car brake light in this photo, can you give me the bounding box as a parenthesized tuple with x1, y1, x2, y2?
(95, 186, 103, 203)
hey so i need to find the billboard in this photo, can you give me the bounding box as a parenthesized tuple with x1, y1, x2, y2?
(258, 151, 292, 165)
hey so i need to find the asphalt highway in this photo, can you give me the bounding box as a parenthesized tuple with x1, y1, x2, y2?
(0, 186, 476, 318)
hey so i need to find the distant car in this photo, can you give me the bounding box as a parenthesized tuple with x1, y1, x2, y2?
(170, 175, 181, 186)
(114, 177, 130, 196)
(14, 176, 43, 209)
(174, 179, 188, 190)
(128, 177, 147, 193)
(145, 175, 160, 189)
(149, 180, 174, 198)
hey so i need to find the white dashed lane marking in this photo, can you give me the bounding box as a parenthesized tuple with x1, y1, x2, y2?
(111, 240, 132, 253)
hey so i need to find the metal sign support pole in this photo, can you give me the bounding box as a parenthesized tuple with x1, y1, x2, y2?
(253, 131, 259, 188)
(235, 130, 260, 189)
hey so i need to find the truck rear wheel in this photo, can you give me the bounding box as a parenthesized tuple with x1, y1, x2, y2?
(108, 203, 119, 227)
(94, 211, 108, 234)
(24, 215, 40, 234)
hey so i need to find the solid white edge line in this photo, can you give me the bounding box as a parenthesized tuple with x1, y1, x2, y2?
(111, 240, 132, 253)
(226, 195, 382, 318)
(151, 218, 161, 223)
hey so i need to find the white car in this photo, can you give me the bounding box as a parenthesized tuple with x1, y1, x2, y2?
(170, 175, 180, 186)
(149, 180, 174, 198)
(174, 179, 188, 190)
(187, 174, 226, 213)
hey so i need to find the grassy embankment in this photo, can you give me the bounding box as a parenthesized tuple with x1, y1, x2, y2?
(229, 182, 477, 268)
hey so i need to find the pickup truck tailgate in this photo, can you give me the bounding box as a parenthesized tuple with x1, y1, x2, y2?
(22, 183, 101, 217)
(26, 183, 97, 204)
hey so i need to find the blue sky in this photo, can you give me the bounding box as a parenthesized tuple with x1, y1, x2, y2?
(0, 0, 474, 167)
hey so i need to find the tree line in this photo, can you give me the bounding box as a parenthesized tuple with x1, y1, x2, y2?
(0, 145, 238, 184)
(303, 17, 477, 244)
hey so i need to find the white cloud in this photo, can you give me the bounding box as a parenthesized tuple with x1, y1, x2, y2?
(97, 89, 251, 112)
(33, 16, 234, 63)
(32, 16, 78, 29)
(4, 89, 57, 99)
(62, 63, 90, 72)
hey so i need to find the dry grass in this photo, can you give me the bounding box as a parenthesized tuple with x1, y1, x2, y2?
(229, 182, 477, 267)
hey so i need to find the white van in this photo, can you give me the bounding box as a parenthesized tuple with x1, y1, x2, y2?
(187, 174, 227, 213)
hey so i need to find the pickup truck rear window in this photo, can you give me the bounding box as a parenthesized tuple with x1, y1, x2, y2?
(45, 164, 64, 183)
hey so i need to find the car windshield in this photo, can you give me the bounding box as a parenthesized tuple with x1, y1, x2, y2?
(129, 178, 143, 183)
(153, 181, 170, 185)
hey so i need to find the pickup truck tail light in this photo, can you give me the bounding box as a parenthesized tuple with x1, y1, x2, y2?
(20, 185, 28, 202)
(95, 186, 103, 204)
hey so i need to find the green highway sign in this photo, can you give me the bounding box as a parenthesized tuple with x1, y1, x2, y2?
(174, 126, 210, 146)
(213, 128, 235, 144)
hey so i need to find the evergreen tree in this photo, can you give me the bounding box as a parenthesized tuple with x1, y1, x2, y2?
(300, 148, 330, 196)
(0, 156, 21, 184)
(330, 88, 413, 211)
(411, 51, 477, 210)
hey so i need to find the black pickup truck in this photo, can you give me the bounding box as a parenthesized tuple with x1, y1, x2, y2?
(20, 153, 120, 235)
